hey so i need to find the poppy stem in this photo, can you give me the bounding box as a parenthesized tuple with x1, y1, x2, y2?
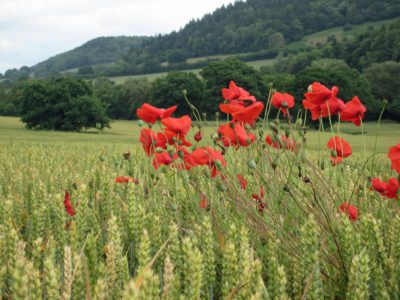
(371, 101, 387, 174)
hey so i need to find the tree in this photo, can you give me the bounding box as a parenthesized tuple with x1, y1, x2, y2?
(151, 72, 206, 116)
(19, 77, 109, 131)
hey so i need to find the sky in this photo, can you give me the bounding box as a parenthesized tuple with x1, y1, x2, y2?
(0, 0, 236, 73)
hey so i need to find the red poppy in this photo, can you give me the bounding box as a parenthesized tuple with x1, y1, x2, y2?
(271, 92, 295, 116)
(200, 193, 207, 209)
(371, 178, 399, 199)
(194, 131, 202, 142)
(231, 101, 264, 125)
(64, 190, 76, 217)
(388, 144, 400, 174)
(304, 82, 334, 106)
(161, 115, 192, 136)
(115, 176, 139, 184)
(217, 123, 255, 148)
(340, 96, 367, 126)
(162, 129, 192, 147)
(139, 128, 167, 156)
(152, 151, 174, 170)
(237, 174, 247, 189)
(189, 146, 227, 177)
(265, 134, 297, 151)
(302, 99, 323, 120)
(320, 97, 345, 118)
(252, 186, 265, 201)
(219, 103, 245, 115)
(339, 202, 358, 221)
(327, 136, 352, 165)
(222, 81, 256, 103)
(137, 103, 177, 124)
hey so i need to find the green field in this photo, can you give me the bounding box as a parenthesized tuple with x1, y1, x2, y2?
(1, 116, 399, 154)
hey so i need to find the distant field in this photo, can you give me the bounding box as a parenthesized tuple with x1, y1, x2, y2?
(1, 116, 399, 154)
(303, 16, 400, 46)
(108, 58, 277, 84)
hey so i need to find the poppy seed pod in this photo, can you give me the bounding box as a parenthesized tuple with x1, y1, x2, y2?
(285, 128, 290, 137)
(229, 122, 235, 129)
(248, 159, 257, 169)
(182, 89, 187, 96)
(168, 150, 174, 158)
(331, 150, 338, 158)
(281, 101, 288, 109)
(155, 147, 164, 153)
(137, 120, 144, 127)
(177, 150, 185, 159)
(214, 159, 223, 170)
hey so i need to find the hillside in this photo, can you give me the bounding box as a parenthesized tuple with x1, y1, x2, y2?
(3, 0, 400, 80)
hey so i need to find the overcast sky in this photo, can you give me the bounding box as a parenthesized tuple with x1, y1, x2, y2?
(0, 0, 236, 73)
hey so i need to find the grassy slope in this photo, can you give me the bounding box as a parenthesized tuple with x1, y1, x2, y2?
(106, 17, 400, 84)
(1, 116, 399, 154)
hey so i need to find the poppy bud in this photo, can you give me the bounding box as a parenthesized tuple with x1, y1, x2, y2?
(229, 122, 235, 129)
(194, 131, 202, 142)
(217, 182, 226, 192)
(214, 159, 222, 170)
(269, 123, 277, 132)
(177, 139, 183, 146)
(99, 155, 105, 161)
(382, 99, 388, 106)
(245, 124, 251, 131)
(168, 150, 174, 158)
(137, 120, 144, 127)
(189, 104, 195, 110)
(221, 148, 226, 155)
(285, 128, 290, 137)
(182, 89, 187, 96)
(177, 150, 185, 159)
(197, 123, 202, 129)
(296, 118, 303, 126)
(155, 147, 164, 153)
(331, 150, 337, 158)
(281, 101, 288, 109)
(248, 159, 257, 169)
(283, 185, 290, 192)
(303, 176, 311, 183)
(268, 82, 273, 88)
(246, 138, 251, 145)
(271, 88, 277, 93)
(272, 162, 277, 170)
(202, 112, 207, 118)
(123, 151, 131, 160)
(215, 112, 220, 117)
(172, 136, 177, 143)
(147, 123, 153, 129)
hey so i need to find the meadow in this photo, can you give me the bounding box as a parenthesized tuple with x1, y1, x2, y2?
(0, 88, 399, 300)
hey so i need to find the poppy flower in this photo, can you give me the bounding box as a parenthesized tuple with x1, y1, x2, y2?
(252, 186, 265, 201)
(194, 131, 202, 142)
(237, 174, 247, 189)
(200, 194, 207, 209)
(161, 115, 192, 136)
(152, 151, 174, 170)
(265, 134, 297, 151)
(327, 136, 352, 165)
(115, 176, 139, 184)
(320, 97, 345, 118)
(304, 82, 334, 106)
(340, 96, 367, 126)
(271, 92, 295, 116)
(139, 128, 167, 156)
(222, 81, 256, 103)
(137, 103, 177, 124)
(162, 129, 192, 147)
(217, 123, 255, 148)
(219, 103, 245, 115)
(64, 190, 76, 217)
(302, 99, 323, 120)
(371, 178, 399, 199)
(189, 146, 227, 177)
(339, 202, 358, 221)
(388, 144, 400, 174)
(231, 101, 264, 125)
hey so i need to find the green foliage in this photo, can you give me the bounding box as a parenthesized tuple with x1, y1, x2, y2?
(19, 77, 109, 131)
(151, 71, 206, 116)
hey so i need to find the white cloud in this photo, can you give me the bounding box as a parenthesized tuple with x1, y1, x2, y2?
(0, 0, 235, 73)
